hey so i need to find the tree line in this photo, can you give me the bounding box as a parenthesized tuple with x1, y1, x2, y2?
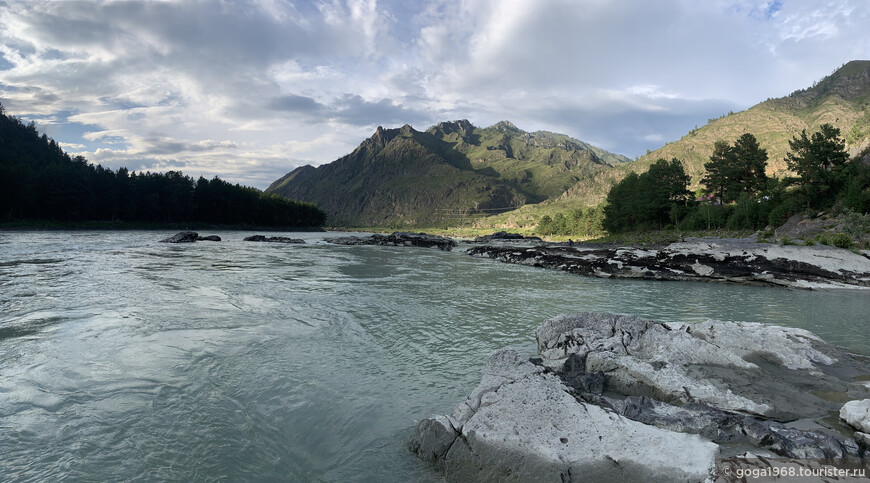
(0, 104, 325, 227)
(537, 124, 870, 238)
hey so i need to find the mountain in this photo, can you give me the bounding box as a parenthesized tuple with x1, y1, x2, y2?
(266, 120, 631, 227)
(483, 60, 870, 229)
(633, 60, 870, 186)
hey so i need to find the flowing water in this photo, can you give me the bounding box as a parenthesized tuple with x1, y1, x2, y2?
(1, 231, 868, 481)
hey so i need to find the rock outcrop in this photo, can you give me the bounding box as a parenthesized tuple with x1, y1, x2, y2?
(160, 232, 221, 243)
(472, 231, 543, 243)
(243, 235, 304, 243)
(841, 399, 870, 434)
(326, 232, 457, 251)
(409, 349, 719, 482)
(467, 238, 870, 289)
(411, 313, 870, 480)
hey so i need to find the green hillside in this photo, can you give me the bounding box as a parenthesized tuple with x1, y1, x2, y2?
(266, 120, 630, 227)
(483, 60, 870, 230)
(632, 60, 870, 187)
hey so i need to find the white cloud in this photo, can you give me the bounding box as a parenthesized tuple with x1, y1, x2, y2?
(1, 0, 868, 189)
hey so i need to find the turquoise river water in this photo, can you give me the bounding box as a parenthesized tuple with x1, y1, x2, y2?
(1, 231, 868, 481)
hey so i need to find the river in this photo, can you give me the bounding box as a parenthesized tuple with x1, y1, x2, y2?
(1, 231, 868, 481)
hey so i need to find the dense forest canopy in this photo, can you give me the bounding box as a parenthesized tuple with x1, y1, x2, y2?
(0, 104, 325, 227)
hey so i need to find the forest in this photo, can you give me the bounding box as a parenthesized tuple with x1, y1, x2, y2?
(538, 125, 870, 246)
(0, 104, 325, 227)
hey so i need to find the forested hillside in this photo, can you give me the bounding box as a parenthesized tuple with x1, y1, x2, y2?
(0, 104, 325, 227)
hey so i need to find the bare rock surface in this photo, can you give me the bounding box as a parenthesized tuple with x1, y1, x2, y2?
(466, 238, 870, 289)
(841, 399, 870, 433)
(536, 313, 869, 419)
(326, 232, 457, 251)
(410, 349, 719, 482)
(411, 312, 870, 480)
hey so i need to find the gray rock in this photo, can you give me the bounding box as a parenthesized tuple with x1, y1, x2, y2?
(536, 313, 868, 419)
(466, 239, 870, 289)
(559, 352, 606, 394)
(408, 415, 458, 470)
(412, 349, 719, 482)
(620, 395, 859, 459)
(160, 231, 199, 243)
(412, 314, 870, 478)
(243, 235, 304, 243)
(196, 235, 221, 241)
(326, 232, 456, 251)
(841, 399, 870, 433)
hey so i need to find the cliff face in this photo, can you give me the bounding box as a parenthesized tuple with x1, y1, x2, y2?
(266, 120, 630, 227)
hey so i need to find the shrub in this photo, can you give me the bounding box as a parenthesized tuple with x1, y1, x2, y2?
(831, 233, 853, 248)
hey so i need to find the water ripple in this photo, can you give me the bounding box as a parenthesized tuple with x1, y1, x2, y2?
(0, 230, 867, 481)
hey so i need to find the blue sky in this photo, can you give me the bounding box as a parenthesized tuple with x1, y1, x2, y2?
(1, 0, 868, 189)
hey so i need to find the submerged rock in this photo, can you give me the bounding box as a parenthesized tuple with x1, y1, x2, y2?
(326, 232, 457, 251)
(466, 238, 870, 289)
(160, 232, 199, 243)
(243, 235, 304, 243)
(412, 312, 870, 480)
(197, 235, 221, 242)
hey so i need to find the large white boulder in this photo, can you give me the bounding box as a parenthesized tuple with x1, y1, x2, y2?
(840, 399, 870, 433)
(411, 349, 718, 482)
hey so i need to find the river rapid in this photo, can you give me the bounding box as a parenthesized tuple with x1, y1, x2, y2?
(1, 231, 868, 481)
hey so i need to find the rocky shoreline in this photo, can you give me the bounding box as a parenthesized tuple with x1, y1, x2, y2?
(410, 313, 870, 481)
(467, 238, 870, 289)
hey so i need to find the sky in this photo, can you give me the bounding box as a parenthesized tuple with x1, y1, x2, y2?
(1, 0, 868, 189)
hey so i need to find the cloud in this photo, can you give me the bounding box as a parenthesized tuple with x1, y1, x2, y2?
(1, 0, 869, 189)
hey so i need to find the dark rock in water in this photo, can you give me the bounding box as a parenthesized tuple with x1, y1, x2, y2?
(243, 235, 305, 243)
(196, 235, 221, 242)
(472, 231, 543, 243)
(161, 231, 199, 243)
(325, 232, 457, 251)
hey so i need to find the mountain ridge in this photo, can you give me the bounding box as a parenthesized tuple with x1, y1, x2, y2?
(266, 120, 630, 226)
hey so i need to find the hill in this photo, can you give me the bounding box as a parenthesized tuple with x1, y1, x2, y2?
(266, 120, 631, 227)
(481, 60, 870, 230)
(0, 104, 325, 227)
(630, 60, 870, 187)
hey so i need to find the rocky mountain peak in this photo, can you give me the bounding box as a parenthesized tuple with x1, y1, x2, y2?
(368, 124, 413, 149)
(491, 120, 520, 133)
(791, 60, 870, 102)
